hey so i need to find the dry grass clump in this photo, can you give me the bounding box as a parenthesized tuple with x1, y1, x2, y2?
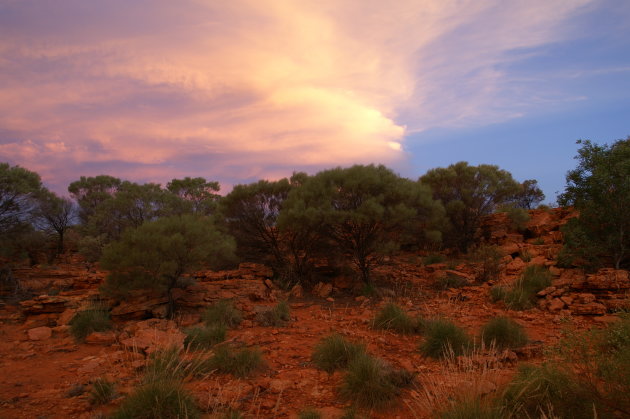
(89, 377, 116, 405)
(481, 316, 528, 349)
(112, 379, 200, 419)
(256, 300, 291, 326)
(312, 333, 367, 373)
(372, 303, 423, 334)
(298, 408, 323, 419)
(201, 345, 265, 378)
(69, 303, 112, 341)
(420, 318, 471, 358)
(183, 324, 226, 350)
(340, 352, 414, 410)
(203, 299, 242, 328)
(490, 265, 551, 310)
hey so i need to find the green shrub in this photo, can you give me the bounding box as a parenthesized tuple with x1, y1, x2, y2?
(340, 353, 410, 410)
(424, 254, 446, 265)
(491, 265, 551, 310)
(201, 345, 264, 378)
(440, 397, 503, 419)
(183, 325, 226, 350)
(89, 378, 116, 405)
(256, 300, 290, 327)
(435, 273, 468, 290)
(203, 299, 242, 328)
(372, 303, 421, 334)
(312, 333, 367, 373)
(502, 364, 595, 419)
(489, 286, 506, 303)
(469, 245, 503, 282)
(144, 347, 193, 383)
(112, 379, 200, 419)
(420, 318, 471, 358)
(481, 316, 528, 349)
(298, 408, 322, 419)
(502, 206, 530, 231)
(69, 304, 112, 342)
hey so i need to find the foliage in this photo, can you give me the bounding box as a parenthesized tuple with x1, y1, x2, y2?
(89, 378, 116, 405)
(469, 245, 503, 282)
(0, 162, 44, 234)
(500, 206, 530, 231)
(558, 137, 630, 269)
(281, 164, 443, 283)
(33, 190, 77, 255)
(491, 265, 551, 310)
(166, 176, 220, 216)
(183, 325, 226, 350)
(256, 300, 291, 327)
(68, 175, 122, 225)
(100, 215, 235, 317)
(420, 162, 522, 252)
(201, 345, 264, 378)
(511, 179, 545, 210)
(440, 397, 503, 419)
(340, 353, 412, 410)
(372, 303, 421, 334)
(219, 173, 320, 287)
(69, 304, 112, 342)
(112, 379, 200, 419)
(502, 364, 594, 419)
(435, 273, 468, 290)
(311, 333, 367, 373)
(298, 408, 322, 419)
(203, 299, 242, 328)
(423, 253, 446, 265)
(420, 318, 471, 358)
(481, 316, 528, 349)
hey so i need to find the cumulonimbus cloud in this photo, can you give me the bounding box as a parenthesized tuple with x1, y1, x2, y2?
(0, 0, 594, 191)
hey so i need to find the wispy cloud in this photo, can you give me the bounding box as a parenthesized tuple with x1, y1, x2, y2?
(0, 0, 597, 191)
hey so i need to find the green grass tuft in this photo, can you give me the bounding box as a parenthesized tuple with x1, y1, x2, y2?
(256, 300, 291, 327)
(203, 299, 242, 328)
(440, 397, 503, 419)
(373, 303, 421, 334)
(340, 353, 412, 410)
(183, 325, 226, 350)
(481, 316, 528, 349)
(312, 333, 367, 373)
(420, 318, 471, 358)
(89, 377, 116, 405)
(298, 408, 322, 419)
(201, 345, 264, 378)
(69, 304, 112, 342)
(112, 379, 200, 419)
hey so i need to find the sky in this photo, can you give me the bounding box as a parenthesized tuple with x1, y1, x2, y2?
(1, 0, 629, 202)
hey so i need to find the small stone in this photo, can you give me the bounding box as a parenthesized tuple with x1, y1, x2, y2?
(27, 326, 52, 341)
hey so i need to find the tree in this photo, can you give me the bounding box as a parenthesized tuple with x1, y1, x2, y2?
(34, 191, 77, 256)
(68, 175, 121, 224)
(219, 173, 317, 285)
(0, 163, 48, 268)
(281, 165, 442, 283)
(420, 162, 521, 252)
(558, 138, 630, 269)
(100, 215, 236, 317)
(0, 163, 44, 234)
(166, 177, 220, 216)
(512, 179, 545, 209)
(220, 178, 291, 268)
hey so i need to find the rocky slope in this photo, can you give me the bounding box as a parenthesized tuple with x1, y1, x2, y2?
(0, 208, 628, 418)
